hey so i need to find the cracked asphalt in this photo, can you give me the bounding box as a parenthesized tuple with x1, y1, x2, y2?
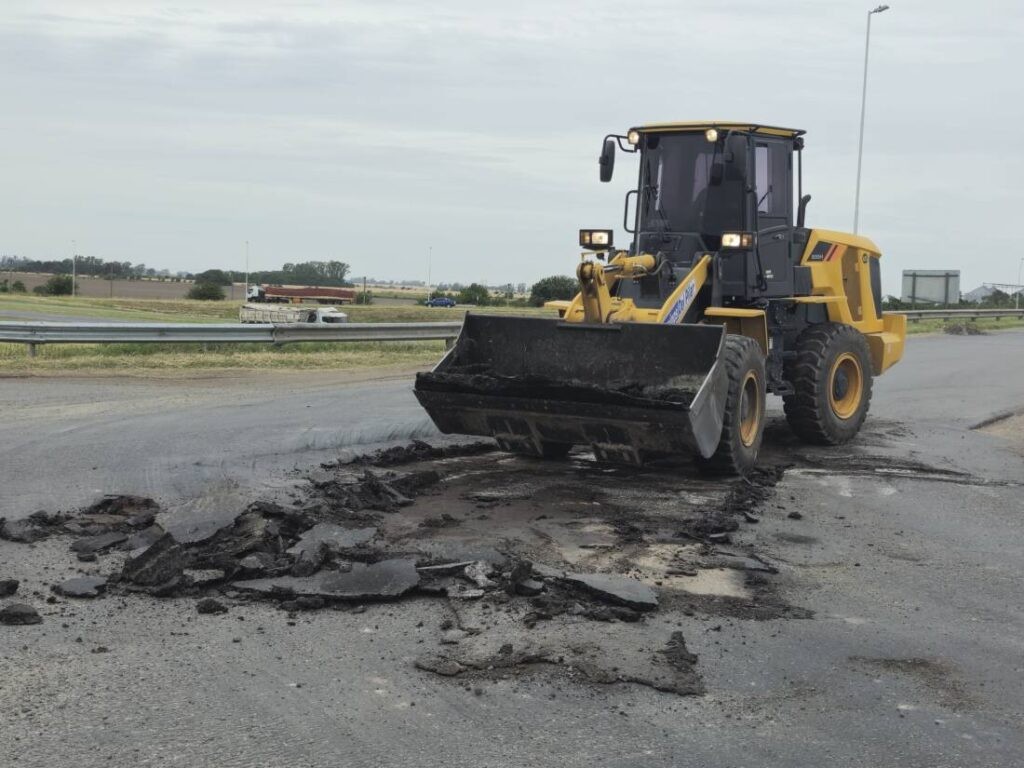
(2, 331, 1023, 768)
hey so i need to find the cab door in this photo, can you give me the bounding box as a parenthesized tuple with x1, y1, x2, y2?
(753, 139, 794, 297)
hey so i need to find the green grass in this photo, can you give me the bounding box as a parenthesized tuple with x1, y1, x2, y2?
(0, 340, 447, 373)
(0, 294, 239, 322)
(904, 317, 1024, 335)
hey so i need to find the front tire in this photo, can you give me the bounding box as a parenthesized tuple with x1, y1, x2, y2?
(698, 335, 766, 475)
(783, 323, 873, 445)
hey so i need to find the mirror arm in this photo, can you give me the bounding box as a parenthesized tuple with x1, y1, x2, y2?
(797, 194, 812, 227)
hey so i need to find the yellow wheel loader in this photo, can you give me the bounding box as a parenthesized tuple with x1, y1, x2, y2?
(415, 122, 907, 474)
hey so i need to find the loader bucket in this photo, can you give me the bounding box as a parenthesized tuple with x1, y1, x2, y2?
(414, 314, 728, 464)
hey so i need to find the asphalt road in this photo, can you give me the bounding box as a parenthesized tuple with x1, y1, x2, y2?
(2, 331, 1023, 767)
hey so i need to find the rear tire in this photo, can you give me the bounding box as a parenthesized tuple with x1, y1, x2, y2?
(783, 323, 873, 445)
(697, 335, 766, 476)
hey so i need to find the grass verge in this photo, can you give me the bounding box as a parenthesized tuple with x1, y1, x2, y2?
(0, 340, 446, 373)
(905, 317, 1024, 335)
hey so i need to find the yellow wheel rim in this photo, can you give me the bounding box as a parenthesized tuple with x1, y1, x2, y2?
(738, 370, 762, 447)
(829, 353, 863, 420)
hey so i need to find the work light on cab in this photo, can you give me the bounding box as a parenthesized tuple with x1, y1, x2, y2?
(579, 229, 613, 250)
(721, 232, 755, 249)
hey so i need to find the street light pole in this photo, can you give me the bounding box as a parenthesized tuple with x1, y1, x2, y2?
(244, 240, 250, 302)
(854, 4, 890, 234)
(71, 239, 77, 297)
(427, 246, 432, 298)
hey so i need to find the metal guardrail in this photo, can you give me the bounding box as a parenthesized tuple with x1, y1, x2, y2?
(897, 309, 1024, 322)
(2, 310, 1021, 356)
(0, 321, 464, 356)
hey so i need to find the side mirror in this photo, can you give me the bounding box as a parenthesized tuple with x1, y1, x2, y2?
(797, 194, 812, 227)
(599, 138, 615, 182)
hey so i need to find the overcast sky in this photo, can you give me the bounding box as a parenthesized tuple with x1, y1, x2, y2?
(2, 0, 1022, 292)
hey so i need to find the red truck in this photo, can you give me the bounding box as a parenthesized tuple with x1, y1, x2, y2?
(246, 284, 356, 305)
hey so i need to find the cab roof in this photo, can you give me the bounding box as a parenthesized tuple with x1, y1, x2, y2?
(631, 121, 805, 138)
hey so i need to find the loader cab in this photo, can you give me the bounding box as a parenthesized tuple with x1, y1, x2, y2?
(609, 122, 809, 306)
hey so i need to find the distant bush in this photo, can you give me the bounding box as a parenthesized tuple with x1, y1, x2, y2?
(457, 283, 491, 306)
(354, 291, 374, 305)
(11, 280, 26, 293)
(32, 274, 76, 296)
(187, 281, 226, 301)
(193, 269, 233, 286)
(529, 275, 577, 306)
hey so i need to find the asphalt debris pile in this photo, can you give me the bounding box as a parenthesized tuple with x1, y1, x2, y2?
(674, 464, 789, 542)
(330, 438, 497, 468)
(0, 440, 806, 696)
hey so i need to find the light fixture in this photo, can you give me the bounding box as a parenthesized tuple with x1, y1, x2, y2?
(579, 229, 614, 250)
(721, 232, 755, 249)
(705, 128, 718, 142)
(627, 130, 640, 146)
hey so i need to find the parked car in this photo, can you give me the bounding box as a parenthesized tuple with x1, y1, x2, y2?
(426, 297, 456, 307)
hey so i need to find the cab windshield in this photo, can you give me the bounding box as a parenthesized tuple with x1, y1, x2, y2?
(635, 132, 746, 256)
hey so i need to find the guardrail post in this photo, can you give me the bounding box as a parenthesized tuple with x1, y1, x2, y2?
(27, 343, 37, 358)
(445, 337, 455, 351)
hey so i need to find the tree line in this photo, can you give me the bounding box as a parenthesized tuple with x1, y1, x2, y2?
(0, 256, 169, 280)
(0, 256, 352, 287)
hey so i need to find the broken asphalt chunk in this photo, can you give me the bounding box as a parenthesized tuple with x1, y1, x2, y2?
(287, 524, 376, 560)
(0, 603, 42, 625)
(235, 558, 419, 601)
(53, 576, 107, 599)
(415, 653, 466, 677)
(0, 518, 48, 543)
(514, 578, 544, 597)
(196, 598, 228, 615)
(82, 494, 158, 519)
(121, 533, 185, 587)
(126, 525, 166, 551)
(561, 572, 658, 612)
(238, 552, 276, 575)
(463, 561, 497, 589)
(183, 568, 226, 587)
(69, 531, 128, 555)
(0, 579, 19, 597)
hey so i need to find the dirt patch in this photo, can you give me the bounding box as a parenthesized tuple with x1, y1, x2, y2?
(850, 656, 977, 712)
(943, 321, 987, 336)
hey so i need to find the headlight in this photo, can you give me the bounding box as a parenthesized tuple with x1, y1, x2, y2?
(721, 232, 755, 249)
(705, 128, 718, 142)
(579, 229, 614, 249)
(627, 130, 640, 146)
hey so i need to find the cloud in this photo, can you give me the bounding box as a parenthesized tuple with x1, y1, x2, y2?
(2, 0, 1022, 290)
